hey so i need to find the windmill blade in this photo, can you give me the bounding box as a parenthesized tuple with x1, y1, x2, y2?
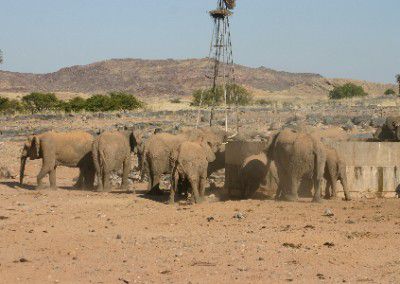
(224, 0, 236, 10)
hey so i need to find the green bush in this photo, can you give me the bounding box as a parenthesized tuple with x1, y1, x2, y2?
(0, 92, 144, 115)
(384, 88, 396, 96)
(108, 92, 144, 110)
(63, 97, 87, 112)
(22, 92, 61, 113)
(329, 83, 368, 100)
(192, 84, 252, 106)
(0, 97, 24, 113)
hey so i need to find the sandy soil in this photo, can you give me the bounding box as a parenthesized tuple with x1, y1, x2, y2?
(1, 161, 400, 283)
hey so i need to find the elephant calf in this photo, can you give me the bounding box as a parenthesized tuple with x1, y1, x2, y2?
(238, 152, 278, 199)
(170, 140, 216, 204)
(92, 130, 141, 192)
(324, 145, 351, 201)
(20, 131, 95, 190)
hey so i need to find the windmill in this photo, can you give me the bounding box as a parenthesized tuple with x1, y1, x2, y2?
(198, 0, 236, 130)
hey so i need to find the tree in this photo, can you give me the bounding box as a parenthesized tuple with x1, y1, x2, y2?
(396, 74, 400, 95)
(192, 84, 253, 106)
(328, 83, 368, 100)
(384, 88, 396, 96)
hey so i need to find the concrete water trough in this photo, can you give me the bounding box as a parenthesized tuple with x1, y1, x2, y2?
(225, 140, 400, 199)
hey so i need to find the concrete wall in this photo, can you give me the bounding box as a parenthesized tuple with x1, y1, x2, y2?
(225, 141, 400, 199)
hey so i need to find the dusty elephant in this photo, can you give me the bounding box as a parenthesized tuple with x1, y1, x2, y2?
(324, 145, 351, 201)
(373, 116, 400, 141)
(142, 127, 228, 195)
(20, 131, 95, 190)
(170, 140, 216, 204)
(266, 128, 326, 202)
(92, 130, 141, 192)
(238, 152, 278, 199)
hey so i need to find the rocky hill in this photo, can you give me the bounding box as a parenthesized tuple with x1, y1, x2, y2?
(0, 58, 393, 98)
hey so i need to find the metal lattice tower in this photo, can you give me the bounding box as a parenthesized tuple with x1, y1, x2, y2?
(198, 0, 236, 130)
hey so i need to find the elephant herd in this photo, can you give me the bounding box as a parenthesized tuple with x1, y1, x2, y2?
(19, 126, 351, 204)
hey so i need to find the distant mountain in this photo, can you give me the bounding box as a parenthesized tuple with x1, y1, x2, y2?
(0, 58, 393, 98)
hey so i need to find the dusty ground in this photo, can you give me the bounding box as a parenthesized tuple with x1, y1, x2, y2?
(1, 145, 400, 283)
(1, 174, 400, 283)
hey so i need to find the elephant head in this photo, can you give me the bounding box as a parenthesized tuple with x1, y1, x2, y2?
(201, 141, 217, 163)
(20, 135, 41, 184)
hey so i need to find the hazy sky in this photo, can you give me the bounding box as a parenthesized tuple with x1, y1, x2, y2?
(0, 0, 399, 83)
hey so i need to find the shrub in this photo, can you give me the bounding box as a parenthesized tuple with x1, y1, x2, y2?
(328, 83, 368, 100)
(108, 92, 144, 110)
(255, 98, 272, 106)
(83, 93, 143, 112)
(192, 84, 252, 106)
(0, 97, 24, 113)
(22, 92, 61, 113)
(63, 97, 87, 112)
(384, 88, 396, 96)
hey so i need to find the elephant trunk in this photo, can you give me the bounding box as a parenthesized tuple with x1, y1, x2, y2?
(20, 155, 27, 185)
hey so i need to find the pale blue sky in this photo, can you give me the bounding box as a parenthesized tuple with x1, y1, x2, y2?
(0, 0, 399, 83)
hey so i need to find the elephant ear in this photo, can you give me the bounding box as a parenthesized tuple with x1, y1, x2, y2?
(202, 141, 216, 163)
(32, 136, 41, 158)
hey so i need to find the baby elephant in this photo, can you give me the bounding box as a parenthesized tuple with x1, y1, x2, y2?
(324, 145, 351, 201)
(170, 141, 216, 204)
(92, 130, 141, 192)
(239, 152, 278, 199)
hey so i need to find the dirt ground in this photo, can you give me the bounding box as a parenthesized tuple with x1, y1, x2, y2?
(1, 161, 400, 283)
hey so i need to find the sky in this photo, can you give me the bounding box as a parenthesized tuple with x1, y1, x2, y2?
(0, 0, 399, 83)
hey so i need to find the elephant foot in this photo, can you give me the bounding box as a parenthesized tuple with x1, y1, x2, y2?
(312, 197, 323, 203)
(35, 184, 47, 190)
(280, 194, 299, 202)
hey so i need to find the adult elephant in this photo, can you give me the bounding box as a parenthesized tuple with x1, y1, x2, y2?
(266, 128, 326, 202)
(142, 127, 229, 195)
(373, 116, 400, 141)
(324, 145, 351, 201)
(20, 131, 95, 190)
(92, 129, 141, 192)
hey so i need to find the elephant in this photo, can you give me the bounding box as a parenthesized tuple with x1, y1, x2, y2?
(92, 129, 141, 192)
(266, 128, 326, 202)
(142, 127, 229, 195)
(238, 152, 278, 199)
(373, 116, 400, 141)
(20, 131, 95, 190)
(323, 145, 351, 201)
(170, 140, 216, 204)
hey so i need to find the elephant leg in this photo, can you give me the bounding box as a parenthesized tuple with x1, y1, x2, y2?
(121, 156, 131, 191)
(282, 176, 299, 202)
(49, 166, 57, 190)
(36, 163, 53, 190)
(103, 170, 111, 192)
(331, 179, 338, 198)
(169, 170, 179, 205)
(312, 178, 323, 203)
(199, 176, 206, 202)
(189, 176, 201, 204)
(324, 180, 332, 199)
(148, 172, 163, 195)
